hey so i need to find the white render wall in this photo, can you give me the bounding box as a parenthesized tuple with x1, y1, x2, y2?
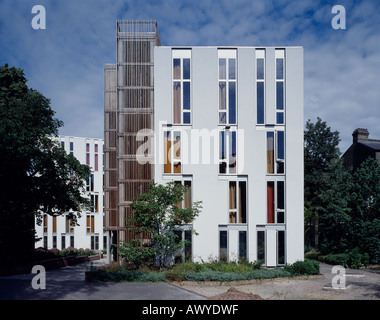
(35, 136, 105, 251)
(154, 46, 303, 266)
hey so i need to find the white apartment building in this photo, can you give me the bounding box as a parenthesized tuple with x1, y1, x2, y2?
(35, 136, 106, 252)
(104, 21, 304, 267)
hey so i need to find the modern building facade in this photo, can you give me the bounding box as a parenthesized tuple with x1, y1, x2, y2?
(104, 20, 304, 267)
(35, 136, 106, 252)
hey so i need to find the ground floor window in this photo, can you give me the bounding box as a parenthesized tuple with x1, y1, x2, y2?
(219, 230, 228, 261)
(174, 227, 193, 263)
(61, 235, 66, 250)
(256, 227, 286, 266)
(239, 231, 247, 260)
(91, 235, 99, 250)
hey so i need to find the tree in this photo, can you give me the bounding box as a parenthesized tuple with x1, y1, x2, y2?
(0, 64, 91, 262)
(118, 182, 202, 268)
(304, 117, 341, 248)
(317, 157, 352, 254)
(347, 157, 380, 263)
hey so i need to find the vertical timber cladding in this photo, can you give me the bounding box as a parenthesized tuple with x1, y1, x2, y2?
(104, 64, 117, 231)
(116, 21, 160, 246)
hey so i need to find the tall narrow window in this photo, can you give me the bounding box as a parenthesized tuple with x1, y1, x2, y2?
(275, 49, 285, 125)
(164, 130, 181, 174)
(70, 141, 74, 155)
(53, 216, 57, 234)
(256, 49, 265, 124)
(267, 131, 285, 174)
(61, 235, 66, 250)
(239, 231, 247, 261)
(95, 143, 99, 172)
(173, 50, 191, 124)
(86, 142, 90, 165)
(229, 180, 247, 223)
(43, 214, 48, 233)
(219, 129, 237, 174)
(174, 179, 192, 209)
(218, 50, 237, 125)
(257, 231, 265, 262)
(277, 230, 285, 265)
(66, 215, 74, 233)
(267, 180, 285, 224)
(87, 215, 95, 234)
(267, 182, 275, 223)
(219, 230, 228, 261)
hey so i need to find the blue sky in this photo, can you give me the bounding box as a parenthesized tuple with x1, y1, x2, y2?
(0, 0, 379, 152)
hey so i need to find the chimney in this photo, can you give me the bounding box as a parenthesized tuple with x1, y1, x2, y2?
(352, 128, 369, 143)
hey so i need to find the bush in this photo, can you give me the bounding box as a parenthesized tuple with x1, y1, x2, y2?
(86, 267, 166, 282)
(185, 269, 291, 282)
(318, 253, 349, 267)
(284, 260, 320, 276)
(305, 250, 321, 261)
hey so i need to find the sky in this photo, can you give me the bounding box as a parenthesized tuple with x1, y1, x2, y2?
(0, 0, 379, 153)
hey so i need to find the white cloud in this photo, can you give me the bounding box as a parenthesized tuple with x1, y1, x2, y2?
(1, 0, 379, 152)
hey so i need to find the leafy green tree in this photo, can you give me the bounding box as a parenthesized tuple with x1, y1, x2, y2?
(347, 157, 380, 263)
(304, 117, 341, 248)
(0, 64, 91, 263)
(118, 182, 202, 268)
(317, 158, 352, 254)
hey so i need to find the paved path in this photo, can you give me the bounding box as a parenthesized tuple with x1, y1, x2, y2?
(0, 259, 206, 300)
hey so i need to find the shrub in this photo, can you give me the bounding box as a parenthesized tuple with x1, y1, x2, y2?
(318, 253, 349, 267)
(86, 268, 166, 282)
(305, 250, 321, 261)
(284, 260, 320, 276)
(185, 268, 291, 282)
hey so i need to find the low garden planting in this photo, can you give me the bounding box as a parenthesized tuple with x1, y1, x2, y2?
(85, 259, 320, 283)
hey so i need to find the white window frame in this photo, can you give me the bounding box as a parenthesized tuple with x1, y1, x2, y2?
(266, 130, 285, 175)
(256, 49, 265, 125)
(172, 49, 192, 125)
(266, 177, 286, 224)
(219, 128, 238, 175)
(218, 49, 237, 125)
(163, 129, 182, 175)
(275, 49, 285, 125)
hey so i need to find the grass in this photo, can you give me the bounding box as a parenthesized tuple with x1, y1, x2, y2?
(86, 259, 319, 283)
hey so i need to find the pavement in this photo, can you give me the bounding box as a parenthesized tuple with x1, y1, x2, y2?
(0, 259, 379, 301)
(0, 258, 206, 300)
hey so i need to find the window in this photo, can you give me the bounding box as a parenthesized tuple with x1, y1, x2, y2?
(70, 141, 74, 155)
(266, 131, 285, 174)
(164, 130, 181, 174)
(228, 181, 246, 223)
(277, 230, 285, 265)
(53, 235, 57, 249)
(61, 141, 65, 149)
(61, 235, 66, 250)
(95, 143, 99, 172)
(86, 174, 94, 192)
(239, 231, 247, 261)
(43, 236, 48, 249)
(257, 230, 265, 262)
(86, 142, 90, 165)
(256, 49, 265, 124)
(91, 194, 99, 212)
(70, 235, 74, 248)
(173, 50, 191, 124)
(174, 228, 193, 263)
(91, 235, 99, 250)
(267, 180, 285, 224)
(43, 214, 48, 233)
(218, 50, 237, 125)
(275, 49, 285, 125)
(53, 216, 57, 234)
(87, 215, 95, 234)
(66, 215, 74, 233)
(219, 230, 228, 261)
(174, 179, 192, 209)
(219, 129, 237, 174)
